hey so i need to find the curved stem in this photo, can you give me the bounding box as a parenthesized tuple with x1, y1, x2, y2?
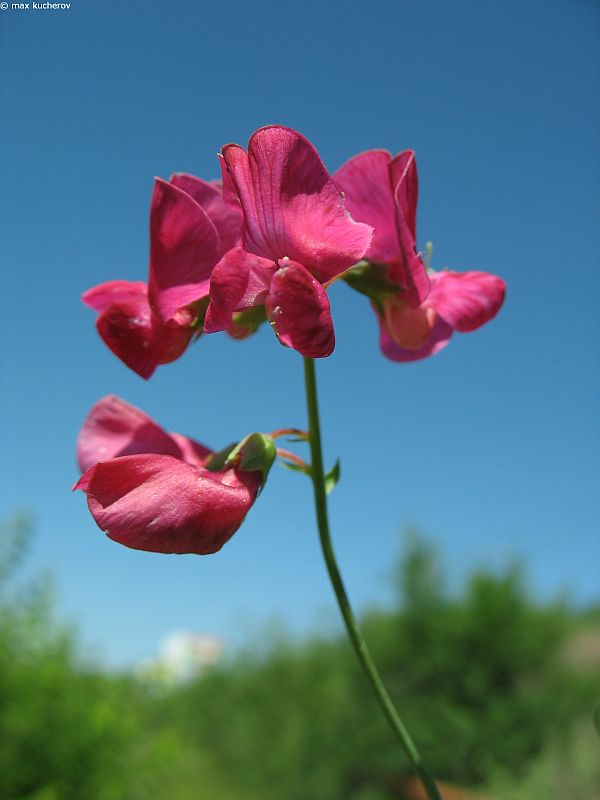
(302, 356, 442, 800)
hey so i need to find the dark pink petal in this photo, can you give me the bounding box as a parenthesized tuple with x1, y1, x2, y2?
(265, 261, 335, 358)
(94, 289, 194, 379)
(148, 178, 220, 322)
(76, 396, 211, 473)
(77, 395, 181, 472)
(389, 150, 418, 240)
(218, 154, 243, 211)
(390, 151, 430, 307)
(379, 314, 453, 362)
(170, 173, 242, 255)
(427, 270, 506, 332)
(222, 126, 373, 283)
(169, 433, 212, 468)
(82, 280, 147, 312)
(204, 247, 275, 333)
(333, 150, 400, 264)
(75, 455, 261, 555)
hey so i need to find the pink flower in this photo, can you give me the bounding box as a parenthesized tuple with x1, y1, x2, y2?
(203, 126, 374, 358)
(334, 149, 505, 360)
(83, 175, 242, 378)
(74, 396, 274, 555)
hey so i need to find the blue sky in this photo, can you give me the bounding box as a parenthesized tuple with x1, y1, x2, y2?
(1, 0, 598, 667)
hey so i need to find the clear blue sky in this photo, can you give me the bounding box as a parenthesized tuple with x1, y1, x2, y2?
(1, 0, 598, 667)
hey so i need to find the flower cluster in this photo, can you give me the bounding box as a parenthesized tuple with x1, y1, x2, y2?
(76, 126, 506, 554)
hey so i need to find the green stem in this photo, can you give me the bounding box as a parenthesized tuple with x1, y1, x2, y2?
(303, 356, 442, 800)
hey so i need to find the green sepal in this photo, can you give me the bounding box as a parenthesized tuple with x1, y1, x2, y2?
(343, 261, 401, 305)
(205, 433, 276, 487)
(233, 432, 276, 484)
(189, 296, 211, 337)
(229, 305, 267, 339)
(324, 459, 341, 495)
(204, 442, 238, 473)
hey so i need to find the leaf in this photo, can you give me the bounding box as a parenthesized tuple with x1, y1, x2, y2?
(324, 459, 341, 495)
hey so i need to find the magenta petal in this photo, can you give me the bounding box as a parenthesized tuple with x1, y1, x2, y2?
(75, 455, 261, 555)
(379, 315, 453, 362)
(266, 261, 335, 358)
(204, 247, 275, 333)
(390, 150, 418, 240)
(148, 178, 220, 322)
(390, 152, 430, 307)
(204, 249, 249, 333)
(76, 396, 211, 473)
(77, 396, 180, 471)
(428, 270, 506, 332)
(94, 290, 194, 379)
(222, 126, 373, 283)
(169, 433, 213, 468)
(333, 150, 400, 264)
(170, 173, 242, 255)
(218, 154, 243, 211)
(82, 280, 148, 312)
(94, 294, 160, 379)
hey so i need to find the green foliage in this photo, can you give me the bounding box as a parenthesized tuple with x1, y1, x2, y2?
(490, 722, 600, 799)
(1, 518, 598, 799)
(366, 547, 576, 785)
(0, 516, 150, 800)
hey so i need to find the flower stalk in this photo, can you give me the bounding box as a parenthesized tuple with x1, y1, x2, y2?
(302, 356, 442, 800)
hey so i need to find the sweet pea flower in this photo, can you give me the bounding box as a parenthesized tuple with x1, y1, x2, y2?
(74, 396, 274, 555)
(82, 175, 242, 378)
(334, 149, 505, 360)
(203, 125, 374, 358)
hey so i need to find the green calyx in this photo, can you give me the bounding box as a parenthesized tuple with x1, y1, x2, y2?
(189, 296, 211, 335)
(228, 305, 267, 339)
(205, 432, 276, 487)
(342, 261, 401, 307)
